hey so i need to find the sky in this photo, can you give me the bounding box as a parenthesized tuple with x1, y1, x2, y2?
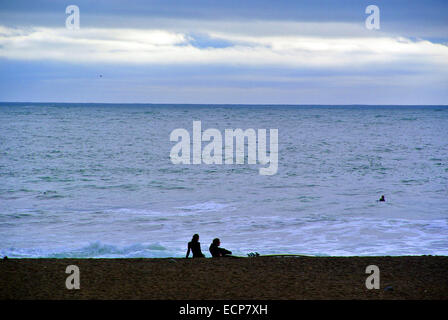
(0, 0, 447, 104)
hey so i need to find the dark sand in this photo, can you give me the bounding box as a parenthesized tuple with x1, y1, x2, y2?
(1, 256, 447, 300)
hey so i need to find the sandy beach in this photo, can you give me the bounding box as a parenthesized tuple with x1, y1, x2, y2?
(1, 256, 447, 300)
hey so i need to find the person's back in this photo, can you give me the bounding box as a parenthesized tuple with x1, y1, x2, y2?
(188, 240, 204, 258)
(186, 234, 205, 258)
(209, 238, 232, 257)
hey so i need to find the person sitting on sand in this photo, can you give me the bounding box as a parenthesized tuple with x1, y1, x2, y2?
(186, 234, 205, 258)
(209, 238, 232, 257)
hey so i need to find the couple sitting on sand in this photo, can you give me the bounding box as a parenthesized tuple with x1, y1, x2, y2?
(186, 234, 232, 258)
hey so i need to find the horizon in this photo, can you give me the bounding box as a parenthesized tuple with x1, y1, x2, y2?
(1, 101, 448, 107)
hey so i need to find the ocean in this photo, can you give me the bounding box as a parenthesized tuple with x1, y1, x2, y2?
(0, 103, 447, 257)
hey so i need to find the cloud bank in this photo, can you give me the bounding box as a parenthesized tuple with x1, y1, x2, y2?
(1, 24, 447, 71)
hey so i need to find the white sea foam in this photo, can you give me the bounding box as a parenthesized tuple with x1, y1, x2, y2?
(0, 241, 173, 258)
(176, 201, 234, 213)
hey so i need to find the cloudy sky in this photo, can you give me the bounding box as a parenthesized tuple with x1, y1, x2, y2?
(0, 0, 447, 104)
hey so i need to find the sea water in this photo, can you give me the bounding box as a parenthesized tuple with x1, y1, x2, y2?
(0, 103, 447, 257)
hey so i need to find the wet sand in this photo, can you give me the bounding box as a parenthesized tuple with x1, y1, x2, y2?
(1, 256, 447, 300)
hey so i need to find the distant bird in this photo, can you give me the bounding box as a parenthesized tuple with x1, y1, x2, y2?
(379, 195, 385, 202)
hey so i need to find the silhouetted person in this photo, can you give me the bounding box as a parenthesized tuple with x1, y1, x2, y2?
(186, 234, 205, 258)
(209, 238, 232, 257)
(379, 195, 385, 202)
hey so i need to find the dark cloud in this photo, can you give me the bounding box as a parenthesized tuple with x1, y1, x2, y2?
(1, 0, 447, 24)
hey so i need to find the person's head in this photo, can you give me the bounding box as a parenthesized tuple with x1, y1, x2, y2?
(192, 234, 199, 242)
(212, 238, 220, 246)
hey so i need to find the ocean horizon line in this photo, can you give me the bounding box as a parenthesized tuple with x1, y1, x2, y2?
(1, 101, 448, 107)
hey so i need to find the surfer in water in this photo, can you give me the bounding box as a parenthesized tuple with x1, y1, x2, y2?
(379, 195, 385, 202)
(209, 238, 232, 257)
(186, 234, 205, 258)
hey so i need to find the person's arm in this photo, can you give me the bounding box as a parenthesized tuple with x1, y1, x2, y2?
(219, 247, 232, 256)
(186, 243, 191, 258)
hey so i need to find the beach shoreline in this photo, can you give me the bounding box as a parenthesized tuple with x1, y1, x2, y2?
(1, 256, 447, 300)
